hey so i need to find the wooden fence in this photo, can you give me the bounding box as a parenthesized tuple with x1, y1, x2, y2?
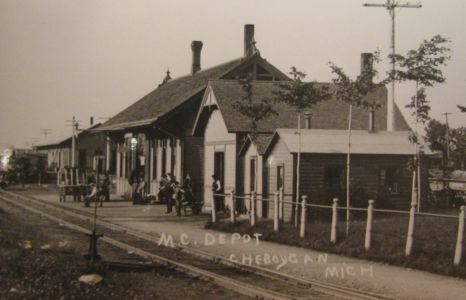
(212, 190, 466, 266)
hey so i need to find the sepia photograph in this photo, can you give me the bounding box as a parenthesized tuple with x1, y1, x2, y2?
(0, 0, 465, 299)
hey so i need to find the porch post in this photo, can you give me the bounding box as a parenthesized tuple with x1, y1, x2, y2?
(105, 136, 110, 172)
(116, 143, 121, 178)
(176, 139, 182, 182)
(166, 139, 172, 176)
(150, 141, 154, 192)
(156, 140, 163, 180)
(122, 150, 126, 178)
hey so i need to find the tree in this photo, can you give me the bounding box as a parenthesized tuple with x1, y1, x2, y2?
(390, 35, 451, 123)
(426, 119, 466, 171)
(273, 67, 331, 227)
(389, 35, 451, 210)
(329, 51, 382, 236)
(232, 73, 278, 219)
(232, 73, 278, 140)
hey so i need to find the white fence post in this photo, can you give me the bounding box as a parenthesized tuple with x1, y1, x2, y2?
(300, 195, 307, 238)
(274, 192, 279, 232)
(279, 188, 284, 221)
(211, 193, 217, 223)
(365, 199, 375, 251)
(454, 205, 465, 266)
(251, 191, 256, 226)
(330, 198, 338, 243)
(230, 191, 236, 223)
(405, 202, 416, 256)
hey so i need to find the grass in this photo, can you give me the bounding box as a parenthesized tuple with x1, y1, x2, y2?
(205, 210, 466, 279)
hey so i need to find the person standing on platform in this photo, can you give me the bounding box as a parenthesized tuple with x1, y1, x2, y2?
(165, 173, 175, 213)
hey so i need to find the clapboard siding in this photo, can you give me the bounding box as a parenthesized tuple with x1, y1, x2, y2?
(265, 137, 294, 221)
(299, 154, 417, 209)
(243, 143, 268, 217)
(204, 109, 236, 211)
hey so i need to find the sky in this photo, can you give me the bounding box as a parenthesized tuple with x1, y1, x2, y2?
(0, 0, 465, 151)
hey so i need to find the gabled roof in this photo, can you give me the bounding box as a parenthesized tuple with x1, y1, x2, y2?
(98, 52, 290, 132)
(194, 80, 410, 135)
(99, 53, 290, 132)
(269, 129, 432, 155)
(238, 133, 274, 156)
(98, 58, 243, 131)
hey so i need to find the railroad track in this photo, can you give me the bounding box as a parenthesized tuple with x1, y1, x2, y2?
(0, 190, 395, 300)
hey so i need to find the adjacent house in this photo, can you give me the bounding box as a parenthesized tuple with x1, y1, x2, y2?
(262, 129, 431, 220)
(192, 74, 412, 214)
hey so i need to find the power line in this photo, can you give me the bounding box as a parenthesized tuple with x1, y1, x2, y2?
(363, 0, 422, 131)
(40, 128, 52, 138)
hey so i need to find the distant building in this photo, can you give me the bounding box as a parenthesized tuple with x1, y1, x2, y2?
(34, 123, 115, 173)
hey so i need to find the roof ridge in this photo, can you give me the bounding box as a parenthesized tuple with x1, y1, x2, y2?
(208, 79, 335, 85)
(167, 57, 243, 81)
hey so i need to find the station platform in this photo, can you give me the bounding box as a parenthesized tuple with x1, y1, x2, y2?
(27, 188, 466, 300)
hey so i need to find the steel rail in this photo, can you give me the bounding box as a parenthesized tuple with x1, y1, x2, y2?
(0, 193, 297, 300)
(1, 190, 396, 300)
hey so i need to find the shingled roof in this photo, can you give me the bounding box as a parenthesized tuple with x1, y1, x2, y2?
(99, 58, 245, 131)
(238, 133, 274, 156)
(195, 80, 410, 134)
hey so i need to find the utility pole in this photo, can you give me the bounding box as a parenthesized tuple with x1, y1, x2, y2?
(40, 129, 52, 139)
(363, 0, 422, 131)
(66, 116, 81, 168)
(442, 112, 452, 161)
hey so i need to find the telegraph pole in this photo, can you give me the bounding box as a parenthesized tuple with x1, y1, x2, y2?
(40, 129, 52, 139)
(66, 116, 81, 168)
(363, 0, 422, 131)
(442, 112, 452, 161)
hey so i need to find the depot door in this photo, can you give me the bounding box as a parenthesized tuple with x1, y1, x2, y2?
(214, 152, 224, 190)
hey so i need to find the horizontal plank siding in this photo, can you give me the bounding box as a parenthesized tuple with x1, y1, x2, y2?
(265, 137, 294, 221)
(299, 153, 415, 209)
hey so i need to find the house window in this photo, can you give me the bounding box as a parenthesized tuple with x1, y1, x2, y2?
(250, 157, 257, 192)
(379, 168, 398, 193)
(110, 150, 116, 174)
(277, 165, 284, 191)
(78, 150, 86, 169)
(324, 165, 344, 197)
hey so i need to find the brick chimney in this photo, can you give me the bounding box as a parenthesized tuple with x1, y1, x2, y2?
(368, 110, 375, 132)
(244, 24, 255, 57)
(191, 41, 203, 75)
(304, 112, 312, 129)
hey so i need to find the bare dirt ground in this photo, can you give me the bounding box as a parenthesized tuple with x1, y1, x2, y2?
(0, 199, 248, 300)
